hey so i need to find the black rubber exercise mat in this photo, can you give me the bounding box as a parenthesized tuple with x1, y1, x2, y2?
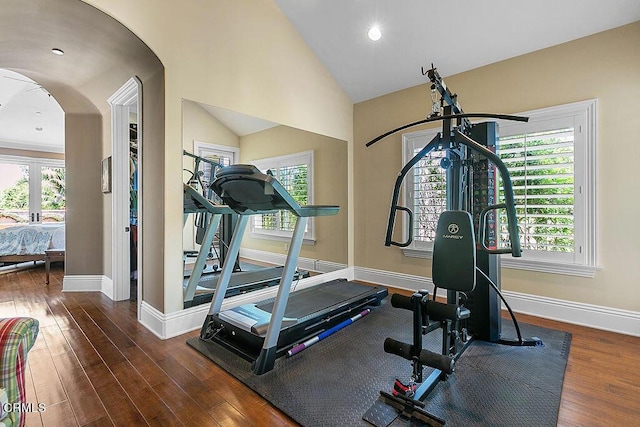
(187, 298, 571, 426)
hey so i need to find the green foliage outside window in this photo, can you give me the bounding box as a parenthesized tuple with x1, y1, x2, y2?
(0, 165, 66, 223)
(257, 164, 308, 232)
(0, 177, 29, 210)
(498, 128, 575, 253)
(41, 167, 66, 210)
(413, 150, 447, 242)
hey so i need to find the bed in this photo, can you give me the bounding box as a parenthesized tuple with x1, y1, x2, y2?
(0, 223, 65, 264)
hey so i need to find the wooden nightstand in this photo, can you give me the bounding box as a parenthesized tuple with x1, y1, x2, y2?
(44, 249, 65, 285)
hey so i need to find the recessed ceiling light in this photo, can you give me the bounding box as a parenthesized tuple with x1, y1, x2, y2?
(51, 48, 64, 56)
(368, 25, 382, 41)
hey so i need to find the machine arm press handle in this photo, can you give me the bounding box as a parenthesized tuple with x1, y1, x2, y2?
(384, 135, 442, 248)
(479, 204, 517, 255)
(454, 131, 522, 257)
(386, 205, 414, 247)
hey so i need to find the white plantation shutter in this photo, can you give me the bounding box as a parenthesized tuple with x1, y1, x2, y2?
(498, 128, 575, 255)
(252, 151, 314, 240)
(411, 148, 447, 243)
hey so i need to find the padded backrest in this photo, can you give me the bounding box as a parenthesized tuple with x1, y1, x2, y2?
(432, 210, 476, 292)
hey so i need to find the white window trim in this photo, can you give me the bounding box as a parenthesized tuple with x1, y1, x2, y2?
(0, 153, 64, 167)
(193, 140, 239, 164)
(250, 150, 315, 244)
(400, 100, 599, 278)
(190, 140, 239, 188)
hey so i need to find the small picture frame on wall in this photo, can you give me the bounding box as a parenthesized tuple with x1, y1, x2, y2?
(102, 156, 112, 193)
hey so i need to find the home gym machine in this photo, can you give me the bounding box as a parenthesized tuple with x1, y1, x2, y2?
(363, 65, 542, 427)
(183, 151, 235, 303)
(190, 165, 387, 375)
(182, 151, 307, 308)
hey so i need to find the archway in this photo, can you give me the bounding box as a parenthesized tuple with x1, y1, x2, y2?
(0, 0, 164, 317)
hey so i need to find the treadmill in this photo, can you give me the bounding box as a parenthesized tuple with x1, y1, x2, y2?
(183, 184, 307, 307)
(190, 165, 387, 375)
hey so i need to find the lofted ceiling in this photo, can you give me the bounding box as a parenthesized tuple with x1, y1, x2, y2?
(198, 103, 279, 137)
(0, 68, 65, 153)
(2, 1, 640, 151)
(275, 0, 640, 103)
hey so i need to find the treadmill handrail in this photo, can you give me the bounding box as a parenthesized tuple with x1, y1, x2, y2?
(183, 149, 224, 168)
(183, 184, 235, 215)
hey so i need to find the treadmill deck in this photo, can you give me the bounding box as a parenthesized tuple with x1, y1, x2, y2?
(199, 279, 388, 361)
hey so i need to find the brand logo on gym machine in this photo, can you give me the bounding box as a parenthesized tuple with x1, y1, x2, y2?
(443, 223, 464, 240)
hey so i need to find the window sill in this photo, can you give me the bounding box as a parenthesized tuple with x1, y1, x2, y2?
(500, 258, 599, 278)
(402, 247, 600, 278)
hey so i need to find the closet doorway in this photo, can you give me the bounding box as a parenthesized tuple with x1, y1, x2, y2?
(108, 77, 141, 315)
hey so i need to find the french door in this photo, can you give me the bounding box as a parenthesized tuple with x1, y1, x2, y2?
(0, 156, 65, 227)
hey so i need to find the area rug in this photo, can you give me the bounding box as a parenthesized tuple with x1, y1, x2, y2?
(187, 298, 571, 426)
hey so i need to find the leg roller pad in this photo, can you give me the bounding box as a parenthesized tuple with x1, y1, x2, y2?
(419, 348, 454, 374)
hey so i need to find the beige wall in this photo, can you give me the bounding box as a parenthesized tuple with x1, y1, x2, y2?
(239, 126, 348, 265)
(354, 22, 640, 312)
(181, 99, 240, 251)
(87, 0, 354, 313)
(65, 113, 104, 274)
(182, 101, 240, 156)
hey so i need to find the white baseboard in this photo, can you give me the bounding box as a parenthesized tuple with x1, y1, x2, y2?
(139, 267, 355, 339)
(353, 266, 435, 290)
(353, 266, 640, 337)
(101, 276, 114, 299)
(61, 275, 114, 299)
(139, 301, 207, 339)
(501, 290, 640, 337)
(239, 248, 347, 274)
(62, 275, 104, 292)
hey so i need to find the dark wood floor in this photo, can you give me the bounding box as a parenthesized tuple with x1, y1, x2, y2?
(1, 263, 639, 426)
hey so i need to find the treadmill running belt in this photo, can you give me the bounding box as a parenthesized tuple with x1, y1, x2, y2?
(256, 279, 376, 319)
(185, 266, 286, 290)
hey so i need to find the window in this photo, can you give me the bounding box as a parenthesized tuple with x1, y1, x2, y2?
(402, 132, 447, 250)
(0, 155, 65, 228)
(498, 127, 576, 257)
(193, 141, 238, 201)
(402, 100, 597, 277)
(250, 151, 314, 242)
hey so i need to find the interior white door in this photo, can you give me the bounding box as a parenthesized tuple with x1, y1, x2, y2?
(108, 77, 141, 308)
